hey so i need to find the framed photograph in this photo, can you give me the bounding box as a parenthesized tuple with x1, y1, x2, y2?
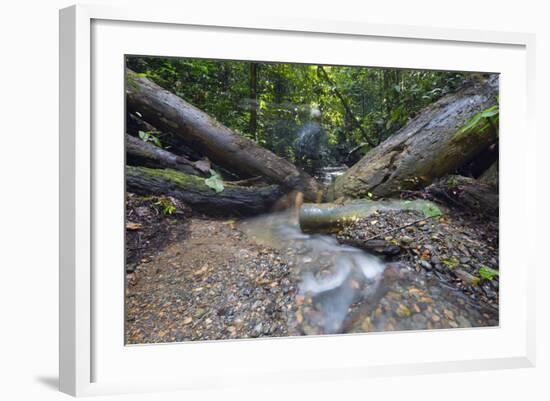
(59, 3, 536, 397)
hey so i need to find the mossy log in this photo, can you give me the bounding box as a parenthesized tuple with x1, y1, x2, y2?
(126, 134, 203, 176)
(426, 175, 498, 218)
(334, 76, 499, 198)
(126, 166, 283, 216)
(126, 69, 321, 201)
(298, 199, 443, 232)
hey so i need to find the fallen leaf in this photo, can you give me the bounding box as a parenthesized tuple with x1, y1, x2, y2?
(408, 288, 424, 296)
(126, 222, 142, 230)
(193, 264, 209, 276)
(183, 317, 192, 325)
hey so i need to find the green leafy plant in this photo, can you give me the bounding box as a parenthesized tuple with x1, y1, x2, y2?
(457, 104, 499, 138)
(154, 197, 177, 215)
(138, 130, 162, 148)
(479, 265, 499, 280)
(204, 169, 225, 193)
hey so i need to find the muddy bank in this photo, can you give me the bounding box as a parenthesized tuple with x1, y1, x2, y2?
(125, 193, 191, 274)
(126, 218, 293, 343)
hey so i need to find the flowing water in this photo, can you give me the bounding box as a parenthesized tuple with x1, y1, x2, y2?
(243, 212, 498, 335)
(314, 165, 348, 188)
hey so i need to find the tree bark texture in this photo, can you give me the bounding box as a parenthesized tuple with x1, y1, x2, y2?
(126, 134, 204, 176)
(334, 76, 499, 198)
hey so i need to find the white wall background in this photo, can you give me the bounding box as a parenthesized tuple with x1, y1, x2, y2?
(0, 1, 547, 400)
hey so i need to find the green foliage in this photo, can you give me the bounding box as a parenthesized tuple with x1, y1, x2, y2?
(420, 203, 443, 218)
(204, 169, 225, 193)
(127, 56, 475, 170)
(447, 176, 459, 190)
(479, 265, 499, 280)
(154, 197, 177, 215)
(457, 104, 499, 138)
(138, 130, 162, 148)
(442, 256, 459, 269)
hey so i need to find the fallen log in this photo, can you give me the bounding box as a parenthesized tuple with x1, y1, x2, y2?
(126, 69, 321, 200)
(479, 161, 498, 189)
(334, 76, 499, 198)
(425, 175, 498, 218)
(126, 134, 204, 176)
(126, 166, 283, 216)
(298, 199, 443, 232)
(127, 113, 205, 162)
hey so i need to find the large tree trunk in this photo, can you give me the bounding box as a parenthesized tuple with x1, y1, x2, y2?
(425, 175, 498, 218)
(126, 134, 204, 176)
(126, 166, 283, 216)
(126, 69, 321, 201)
(334, 76, 499, 198)
(249, 63, 258, 142)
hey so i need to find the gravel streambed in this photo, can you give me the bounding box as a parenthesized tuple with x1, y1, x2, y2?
(126, 206, 499, 343)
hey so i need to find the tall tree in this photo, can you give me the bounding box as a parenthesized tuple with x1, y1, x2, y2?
(249, 63, 258, 142)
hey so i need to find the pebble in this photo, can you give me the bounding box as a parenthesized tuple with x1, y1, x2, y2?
(400, 235, 414, 245)
(420, 260, 432, 270)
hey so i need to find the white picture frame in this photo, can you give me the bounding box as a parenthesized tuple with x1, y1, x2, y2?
(59, 3, 536, 397)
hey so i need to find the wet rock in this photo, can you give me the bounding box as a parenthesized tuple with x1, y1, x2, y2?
(412, 314, 428, 325)
(400, 235, 414, 245)
(456, 315, 472, 328)
(482, 285, 497, 300)
(454, 269, 480, 287)
(396, 304, 412, 318)
(420, 260, 432, 270)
